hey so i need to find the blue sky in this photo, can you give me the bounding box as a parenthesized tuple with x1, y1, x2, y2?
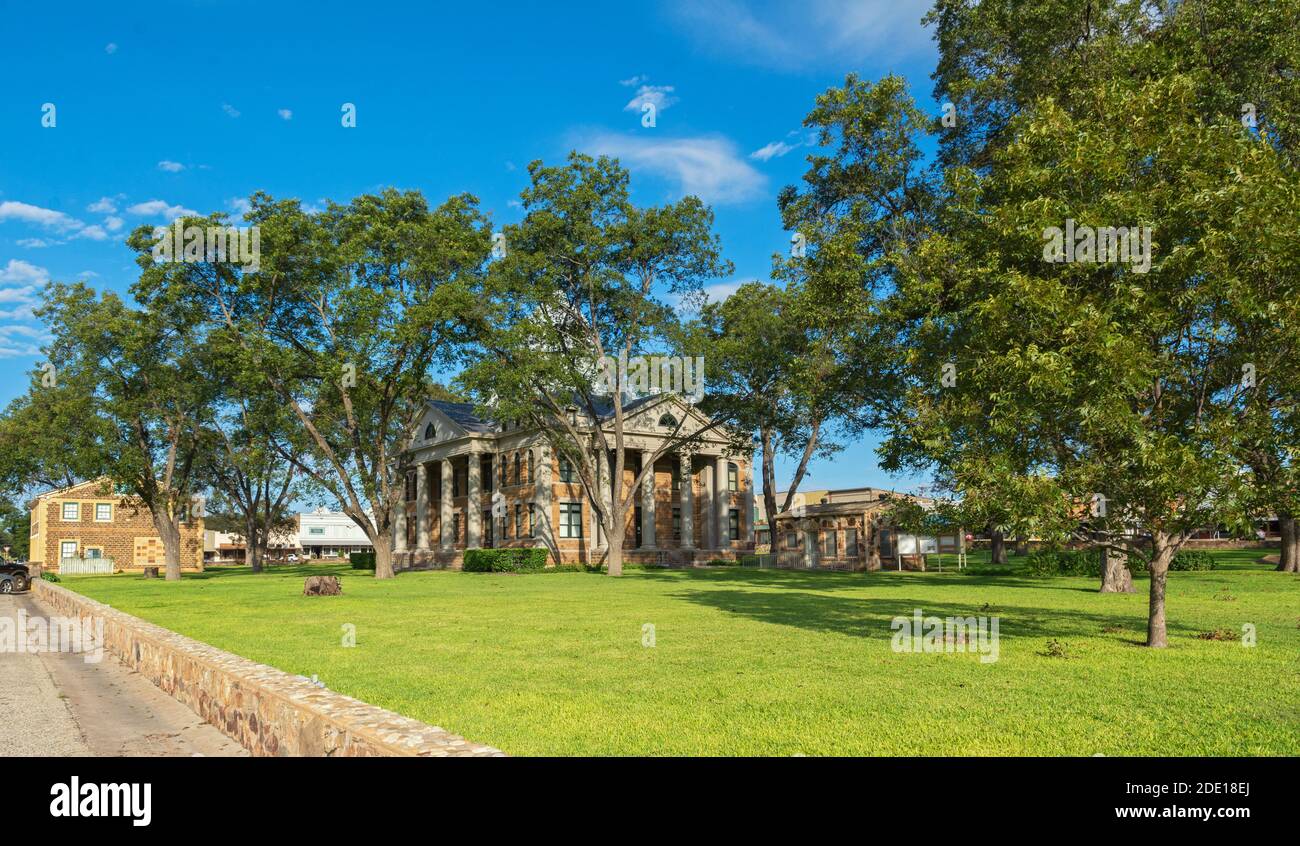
(0, 0, 938, 494)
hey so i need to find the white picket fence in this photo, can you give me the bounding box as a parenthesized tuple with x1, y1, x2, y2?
(58, 557, 115, 575)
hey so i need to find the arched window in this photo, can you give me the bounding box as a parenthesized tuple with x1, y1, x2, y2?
(658, 413, 678, 429)
(424, 422, 436, 440)
(727, 462, 739, 492)
(513, 453, 521, 486)
(527, 450, 535, 484)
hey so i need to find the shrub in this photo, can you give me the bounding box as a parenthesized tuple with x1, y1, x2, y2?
(739, 555, 759, 567)
(706, 558, 737, 567)
(41, 571, 61, 583)
(1025, 549, 1100, 577)
(463, 547, 550, 573)
(349, 552, 376, 570)
(1170, 550, 1216, 571)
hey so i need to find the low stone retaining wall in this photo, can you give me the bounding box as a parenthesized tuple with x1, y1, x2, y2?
(32, 579, 503, 757)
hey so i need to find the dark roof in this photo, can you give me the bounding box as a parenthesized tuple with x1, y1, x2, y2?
(429, 401, 497, 433)
(587, 393, 667, 420)
(430, 393, 677, 434)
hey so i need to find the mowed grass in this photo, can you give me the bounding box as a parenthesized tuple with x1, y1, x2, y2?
(60, 550, 1300, 756)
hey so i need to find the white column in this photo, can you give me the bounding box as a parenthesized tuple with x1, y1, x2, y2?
(416, 461, 429, 550)
(534, 447, 553, 554)
(701, 458, 714, 550)
(467, 451, 482, 548)
(640, 449, 656, 548)
(394, 471, 409, 553)
(439, 459, 453, 551)
(715, 455, 730, 550)
(679, 452, 694, 549)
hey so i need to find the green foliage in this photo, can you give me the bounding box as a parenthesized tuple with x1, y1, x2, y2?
(1025, 549, 1097, 578)
(1171, 551, 1217, 572)
(0, 498, 31, 560)
(462, 547, 550, 573)
(41, 571, 60, 583)
(349, 552, 376, 570)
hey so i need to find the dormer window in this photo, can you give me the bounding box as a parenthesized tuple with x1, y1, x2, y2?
(424, 423, 436, 440)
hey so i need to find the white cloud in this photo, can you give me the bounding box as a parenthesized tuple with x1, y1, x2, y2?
(750, 140, 798, 161)
(16, 238, 55, 248)
(0, 260, 49, 354)
(74, 225, 109, 241)
(227, 197, 252, 216)
(104, 216, 124, 232)
(127, 199, 199, 221)
(576, 132, 766, 205)
(0, 201, 81, 232)
(158, 160, 185, 172)
(105, 42, 118, 54)
(665, 0, 934, 69)
(222, 103, 241, 118)
(0, 259, 49, 287)
(87, 196, 119, 214)
(278, 108, 293, 120)
(624, 84, 678, 114)
(620, 74, 648, 87)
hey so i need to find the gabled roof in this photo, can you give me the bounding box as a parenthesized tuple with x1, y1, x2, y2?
(429, 401, 497, 433)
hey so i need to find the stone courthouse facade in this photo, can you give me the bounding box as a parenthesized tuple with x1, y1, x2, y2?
(28, 478, 205, 573)
(394, 396, 755, 569)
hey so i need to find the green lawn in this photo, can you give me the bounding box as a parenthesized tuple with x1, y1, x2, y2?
(58, 550, 1300, 756)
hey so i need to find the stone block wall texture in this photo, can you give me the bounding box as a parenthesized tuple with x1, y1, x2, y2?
(33, 579, 503, 757)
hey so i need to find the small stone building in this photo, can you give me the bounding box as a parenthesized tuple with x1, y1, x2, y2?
(394, 395, 756, 569)
(28, 478, 205, 573)
(770, 487, 964, 571)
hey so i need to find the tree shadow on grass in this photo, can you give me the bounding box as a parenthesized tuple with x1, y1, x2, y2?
(180, 563, 350, 581)
(637, 565, 1091, 595)
(669, 587, 1186, 644)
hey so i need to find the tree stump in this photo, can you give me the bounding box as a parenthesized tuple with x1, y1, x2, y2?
(142, 566, 159, 579)
(303, 575, 342, 596)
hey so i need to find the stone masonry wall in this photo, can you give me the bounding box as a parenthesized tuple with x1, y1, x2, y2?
(33, 579, 503, 757)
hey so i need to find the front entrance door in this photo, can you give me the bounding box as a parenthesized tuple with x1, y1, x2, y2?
(483, 510, 493, 547)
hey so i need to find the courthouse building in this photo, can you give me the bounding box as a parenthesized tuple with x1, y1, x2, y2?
(394, 396, 755, 568)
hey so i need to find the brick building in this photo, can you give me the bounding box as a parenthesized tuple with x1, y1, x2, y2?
(394, 395, 755, 569)
(28, 478, 205, 573)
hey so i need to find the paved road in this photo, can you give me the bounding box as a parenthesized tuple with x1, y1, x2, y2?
(0, 593, 246, 757)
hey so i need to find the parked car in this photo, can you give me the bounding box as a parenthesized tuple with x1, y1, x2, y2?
(0, 560, 30, 593)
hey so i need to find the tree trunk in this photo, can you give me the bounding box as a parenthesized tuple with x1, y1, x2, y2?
(246, 519, 263, 573)
(1099, 545, 1135, 593)
(605, 511, 625, 576)
(1278, 515, 1298, 573)
(988, 524, 1007, 564)
(152, 510, 184, 581)
(372, 527, 395, 579)
(761, 428, 779, 550)
(1146, 532, 1175, 648)
(1013, 538, 1028, 555)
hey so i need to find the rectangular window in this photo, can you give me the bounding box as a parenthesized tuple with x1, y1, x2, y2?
(671, 466, 680, 491)
(823, 531, 837, 556)
(559, 457, 576, 483)
(528, 503, 536, 537)
(85, 547, 103, 559)
(62, 502, 80, 521)
(309, 526, 325, 535)
(846, 529, 859, 557)
(514, 503, 522, 540)
(786, 532, 799, 550)
(405, 472, 417, 502)
(94, 503, 112, 522)
(672, 507, 681, 541)
(559, 502, 582, 539)
(728, 509, 740, 541)
(728, 463, 738, 492)
(60, 540, 78, 559)
(454, 513, 463, 542)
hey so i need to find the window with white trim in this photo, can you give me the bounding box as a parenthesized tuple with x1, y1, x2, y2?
(62, 502, 80, 521)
